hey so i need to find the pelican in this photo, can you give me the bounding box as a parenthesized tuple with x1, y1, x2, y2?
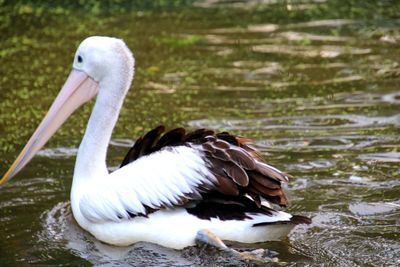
(0, 36, 310, 250)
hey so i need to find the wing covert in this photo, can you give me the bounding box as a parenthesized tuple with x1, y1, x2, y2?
(79, 126, 291, 223)
(79, 145, 216, 222)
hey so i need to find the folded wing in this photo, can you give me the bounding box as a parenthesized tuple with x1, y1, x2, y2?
(79, 126, 291, 223)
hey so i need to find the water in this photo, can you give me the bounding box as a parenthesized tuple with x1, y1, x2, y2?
(1, 1, 399, 266)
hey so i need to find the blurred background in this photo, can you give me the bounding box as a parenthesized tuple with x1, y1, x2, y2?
(0, 0, 399, 266)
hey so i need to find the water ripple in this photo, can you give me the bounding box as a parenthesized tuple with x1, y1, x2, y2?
(359, 152, 400, 162)
(189, 114, 400, 131)
(37, 147, 78, 158)
(381, 92, 400, 104)
(290, 212, 400, 266)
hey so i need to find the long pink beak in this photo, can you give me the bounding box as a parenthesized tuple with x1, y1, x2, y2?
(0, 69, 99, 186)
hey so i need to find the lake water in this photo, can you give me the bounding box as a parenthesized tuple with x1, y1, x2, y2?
(0, 1, 399, 266)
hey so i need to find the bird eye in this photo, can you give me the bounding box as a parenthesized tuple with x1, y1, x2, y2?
(77, 55, 83, 63)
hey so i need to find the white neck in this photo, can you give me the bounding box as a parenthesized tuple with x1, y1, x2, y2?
(73, 77, 129, 183)
(70, 38, 134, 192)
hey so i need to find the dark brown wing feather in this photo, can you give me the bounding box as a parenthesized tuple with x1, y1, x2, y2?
(117, 126, 312, 225)
(121, 125, 290, 207)
(153, 127, 186, 151)
(120, 125, 165, 167)
(121, 127, 215, 167)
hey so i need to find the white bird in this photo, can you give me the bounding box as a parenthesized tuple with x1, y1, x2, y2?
(0, 36, 310, 250)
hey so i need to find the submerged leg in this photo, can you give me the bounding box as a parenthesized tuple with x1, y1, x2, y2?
(195, 229, 230, 251)
(195, 229, 276, 264)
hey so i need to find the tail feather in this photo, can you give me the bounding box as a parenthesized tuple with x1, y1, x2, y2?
(252, 214, 311, 227)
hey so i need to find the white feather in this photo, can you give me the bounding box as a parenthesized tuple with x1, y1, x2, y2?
(86, 209, 297, 249)
(79, 146, 215, 223)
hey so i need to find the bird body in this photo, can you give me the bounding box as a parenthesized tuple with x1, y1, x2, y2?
(0, 36, 310, 249)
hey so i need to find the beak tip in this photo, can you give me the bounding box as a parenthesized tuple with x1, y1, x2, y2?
(0, 177, 8, 187)
(0, 169, 14, 187)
